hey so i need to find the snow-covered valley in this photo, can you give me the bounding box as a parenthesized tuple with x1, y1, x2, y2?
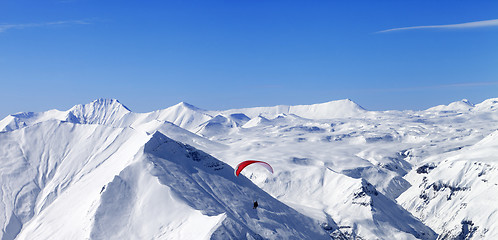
(1, 98, 497, 239)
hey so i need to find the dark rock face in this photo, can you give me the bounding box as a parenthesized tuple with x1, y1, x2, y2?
(416, 164, 436, 174)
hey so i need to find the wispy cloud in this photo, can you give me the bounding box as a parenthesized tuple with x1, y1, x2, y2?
(377, 19, 498, 33)
(440, 81, 498, 88)
(0, 20, 90, 33)
(367, 81, 498, 93)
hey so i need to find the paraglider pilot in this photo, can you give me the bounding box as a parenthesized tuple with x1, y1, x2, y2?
(234, 160, 271, 211)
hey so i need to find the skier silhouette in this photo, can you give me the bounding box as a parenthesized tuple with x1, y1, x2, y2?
(253, 200, 258, 209)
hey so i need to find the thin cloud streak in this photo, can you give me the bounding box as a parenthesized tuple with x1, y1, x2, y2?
(377, 19, 498, 33)
(442, 82, 498, 88)
(0, 20, 90, 33)
(368, 81, 498, 93)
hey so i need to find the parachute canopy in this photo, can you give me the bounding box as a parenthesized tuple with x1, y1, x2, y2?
(235, 160, 273, 177)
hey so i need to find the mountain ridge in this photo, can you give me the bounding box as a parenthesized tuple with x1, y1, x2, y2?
(2, 97, 498, 239)
(3, 125, 328, 239)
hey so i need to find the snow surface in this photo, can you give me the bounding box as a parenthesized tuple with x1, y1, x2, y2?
(1, 98, 498, 239)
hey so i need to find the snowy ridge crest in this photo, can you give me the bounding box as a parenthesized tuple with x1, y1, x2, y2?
(0, 98, 131, 132)
(154, 102, 213, 131)
(67, 98, 131, 124)
(92, 131, 329, 239)
(218, 99, 366, 119)
(473, 98, 498, 112)
(426, 99, 474, 112)
(144, 131, 228, 175)
(426, 98, 498, 113)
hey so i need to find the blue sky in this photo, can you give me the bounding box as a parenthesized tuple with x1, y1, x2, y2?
(1, 0, 497, 117)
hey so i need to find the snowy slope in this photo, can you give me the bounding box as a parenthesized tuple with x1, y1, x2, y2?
(67, 98, 132, 124)
(0, 120, 327, 239)
(0, 121, 150, 240)
(427, 99, 474, 112)
(153, 102, 214, 130)
(2, 97, 498, 239)
(397, 130, 498, 239)
(473, 98, 498, 113)
(194, 98, 498, 239)
(262, 166, 435, 239)
(206, 115, 438, 239)
(216, 99, 366, 119)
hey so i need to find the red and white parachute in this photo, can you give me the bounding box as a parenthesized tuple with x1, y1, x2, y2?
(234, 160, 273, 177)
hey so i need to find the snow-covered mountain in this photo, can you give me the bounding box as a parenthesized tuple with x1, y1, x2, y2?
(398, 130, 498, 239)
(1, 98, 497, 239)
(215, 99, 367, 119)
(0, 121, 326, 239)
(0, 99, 212, 133)
(426, 99, 475, 112)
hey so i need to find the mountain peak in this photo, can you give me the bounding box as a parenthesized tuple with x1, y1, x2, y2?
(172, 101, 203, 111)
(67, 98, 131, 124)
(461, 99, 473, 105)
(473, 98, 498, 112)
(88, 98, 131, 111)
(427, 99, 475, 112)
(138, 131, 328, 239)
(286, 99, 367, 119)
(319, 98, 366, 110)
(219, 99, 367, 120)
